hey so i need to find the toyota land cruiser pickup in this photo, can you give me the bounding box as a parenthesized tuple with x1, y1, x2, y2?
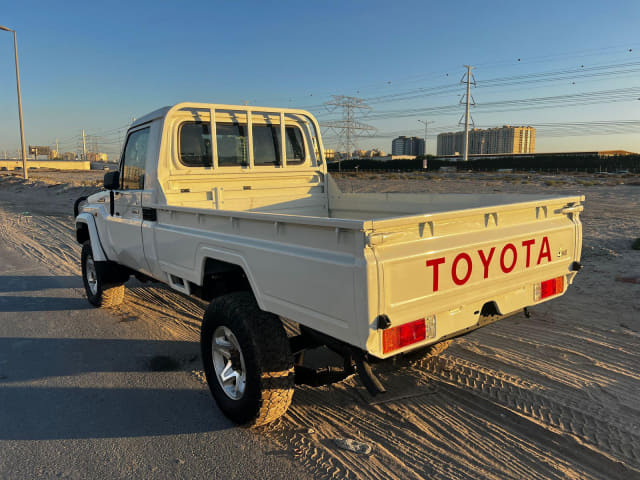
(75, 103, 584, 426)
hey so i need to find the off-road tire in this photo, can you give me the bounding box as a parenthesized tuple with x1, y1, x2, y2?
(81, 241, 125, 308)
(201, 292, 295, 427)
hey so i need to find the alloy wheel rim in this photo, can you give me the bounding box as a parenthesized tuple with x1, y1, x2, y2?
(212, 326, 247, 400)
(85, 255, 98, 295)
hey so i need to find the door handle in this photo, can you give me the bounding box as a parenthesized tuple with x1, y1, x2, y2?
(132, 209, 140, 215)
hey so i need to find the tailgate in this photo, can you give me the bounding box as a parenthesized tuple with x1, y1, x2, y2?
(365, 195, 583, 358)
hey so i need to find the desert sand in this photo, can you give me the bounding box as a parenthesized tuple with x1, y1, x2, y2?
(0, 169, 638, 479)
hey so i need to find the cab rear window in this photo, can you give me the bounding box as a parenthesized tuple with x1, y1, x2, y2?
(178, 121, 305, 167)
(283, 126, 305, 165)
(217, 123, 248, 166)
(179, 122, 212, 167)
(251, 124, 306, 166)
(252, 125, 279, 166)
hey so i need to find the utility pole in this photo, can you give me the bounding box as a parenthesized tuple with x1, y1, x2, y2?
(322, 95, 376, 172)
(82, 129, 87, 161)
(0, 25, 28, 178)
(417, 119, 434, 156)
(458, 65, 476, 162)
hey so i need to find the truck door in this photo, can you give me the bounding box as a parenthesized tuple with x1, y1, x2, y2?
(105, 126, 149, 271)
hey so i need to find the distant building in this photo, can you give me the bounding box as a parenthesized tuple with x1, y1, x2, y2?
(437, 126, 536, 156)
(352, 148, 386, 158)
(392, 136, 425, 156)
(434, 150, 637, 162)
(329, 148, 388, 161)
(87, 152, 109, 162)
(366, 148, 386, 157)
(62, 152, 77, 161)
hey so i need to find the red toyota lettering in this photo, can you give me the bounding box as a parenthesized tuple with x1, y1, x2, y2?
(522, 239, 535, 268)
(426, 257, 445, 292)
(500, 243, 517, 273)
(477, 247, 495, 279)
(452, 253, 473, 285)
(537, 236, 552, 264)
(427, 236, 551, 291)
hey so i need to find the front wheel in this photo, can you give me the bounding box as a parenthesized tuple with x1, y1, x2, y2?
(201, 292, 295, 427)
(81, 241, 125, 308)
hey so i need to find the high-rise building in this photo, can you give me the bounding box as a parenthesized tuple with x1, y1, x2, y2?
(437, 126, 535, 156)
(392, 136, 425, 156)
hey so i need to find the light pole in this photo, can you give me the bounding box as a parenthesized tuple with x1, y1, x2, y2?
(417, 119, 434, 156)
(0, 24, 28, 179)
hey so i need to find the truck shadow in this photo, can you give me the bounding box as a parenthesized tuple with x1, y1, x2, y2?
(0, 337, 200, 382)
(0, 275, 80, 293)
(0, 296, 92, 312)
(0, 337, 236, 439)
(0, 385, 232, 439)
(0, 274, 89, 312)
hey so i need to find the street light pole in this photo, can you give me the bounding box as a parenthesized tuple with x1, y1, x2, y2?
(0, 25, 28, 179)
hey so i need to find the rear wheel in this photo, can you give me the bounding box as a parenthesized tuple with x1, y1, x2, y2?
(201, 292, 295, 427)
(81, 241, 125, 308)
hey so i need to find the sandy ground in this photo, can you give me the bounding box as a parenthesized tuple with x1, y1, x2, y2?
(0, 169, 638, 479)
(0, 244, 311, 480)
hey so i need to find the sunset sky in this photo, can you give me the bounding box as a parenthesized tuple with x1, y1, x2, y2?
(1, 0, 638, 158)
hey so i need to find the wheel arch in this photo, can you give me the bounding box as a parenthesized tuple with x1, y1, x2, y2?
(76, 213, 108, 262)
(196, 247, 262, 306)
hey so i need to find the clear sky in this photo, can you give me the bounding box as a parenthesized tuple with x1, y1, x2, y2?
(1, 0, 639, 158)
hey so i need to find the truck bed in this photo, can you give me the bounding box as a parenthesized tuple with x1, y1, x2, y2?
(143, 174, 583, 358)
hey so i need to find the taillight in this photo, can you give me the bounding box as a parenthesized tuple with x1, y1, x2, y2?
(383, 318, 426, 354)
(534, 276, 564, 301)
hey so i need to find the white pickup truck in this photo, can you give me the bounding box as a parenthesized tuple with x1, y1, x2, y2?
(75, 103, 584, 426)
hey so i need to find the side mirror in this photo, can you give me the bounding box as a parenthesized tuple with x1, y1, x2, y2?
(104, 171, 120, 190)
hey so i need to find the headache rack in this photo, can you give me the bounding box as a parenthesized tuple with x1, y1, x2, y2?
(157, 102, 327, 170)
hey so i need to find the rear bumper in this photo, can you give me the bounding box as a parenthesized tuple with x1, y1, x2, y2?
(366, 268, 578, 359)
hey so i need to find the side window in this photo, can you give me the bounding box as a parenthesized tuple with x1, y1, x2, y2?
(179, 122, 212, 167)
(217, 123, 247, 166)
(285, 126, 305, 165)
(253, 124, 280, 166)
(121, 128, 149, 190)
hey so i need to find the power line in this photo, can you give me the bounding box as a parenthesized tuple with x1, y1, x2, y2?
(328, 86, 640, 122)
(318, 60, 640, 111)
(269, 44, 637, 110)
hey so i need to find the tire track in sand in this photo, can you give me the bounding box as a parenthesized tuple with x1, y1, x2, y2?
(0, 207, 204, 341)
(414, 354, 640, 473)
